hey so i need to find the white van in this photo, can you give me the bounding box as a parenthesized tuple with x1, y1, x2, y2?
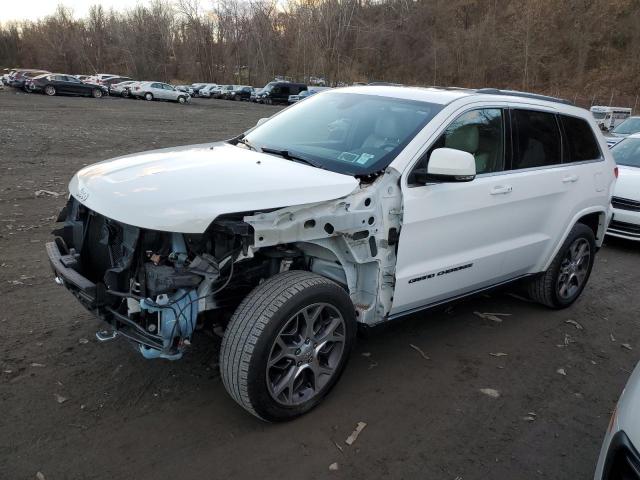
(590, 106, 632, 131)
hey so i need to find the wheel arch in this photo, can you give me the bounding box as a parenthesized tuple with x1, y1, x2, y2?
(542, 207, 609, 271)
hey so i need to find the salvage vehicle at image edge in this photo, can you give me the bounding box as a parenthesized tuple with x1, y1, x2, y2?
(607, 133, 640, 241)
(47, 86, 616, 421)
(594, 360, 640, 479)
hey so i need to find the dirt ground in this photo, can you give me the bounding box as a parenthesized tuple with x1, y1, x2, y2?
(0, 89, 638, 480)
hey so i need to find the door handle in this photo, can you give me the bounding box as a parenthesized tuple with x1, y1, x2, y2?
(562, 175, 579, 183)
(490, 185, 513, 195)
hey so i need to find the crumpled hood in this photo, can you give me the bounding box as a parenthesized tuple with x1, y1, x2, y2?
(614, 165, 640, 201)
(69, 142, 359, 233)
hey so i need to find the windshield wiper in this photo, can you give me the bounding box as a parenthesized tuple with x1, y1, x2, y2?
(260, 147, 323, 169)
(230, 134, 257, 151)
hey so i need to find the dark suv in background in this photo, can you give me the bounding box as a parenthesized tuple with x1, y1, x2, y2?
(258, 81, 307, 104)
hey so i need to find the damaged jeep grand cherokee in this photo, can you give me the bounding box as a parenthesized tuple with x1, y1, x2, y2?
(47, 86, 616, 421)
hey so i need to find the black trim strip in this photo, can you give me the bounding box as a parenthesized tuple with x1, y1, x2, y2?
(387, 274, 533, 321)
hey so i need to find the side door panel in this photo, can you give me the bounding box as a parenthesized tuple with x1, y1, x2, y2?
(498, 107, 571, 275)
(393, 176, 514, 313)
(54, 76, 69, 94)
(392, 107, 515, 314)
(391, 104, 572, 316)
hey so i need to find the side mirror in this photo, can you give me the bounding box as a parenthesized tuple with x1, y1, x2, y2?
(414, 148, 476, 184)
(256, 118, 268, 127)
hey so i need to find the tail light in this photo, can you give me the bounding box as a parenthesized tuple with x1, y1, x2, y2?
(614, 167, 619, 178)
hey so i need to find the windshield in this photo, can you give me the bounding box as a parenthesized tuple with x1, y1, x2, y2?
(243, 91, 443, 175)
(262, 82, 277, 92)
(612, 117, 640, 135)
(591, 111, 606, 120)
(611, 137, 640, 167)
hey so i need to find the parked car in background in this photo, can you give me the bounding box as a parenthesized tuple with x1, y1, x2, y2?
(104, 76, 132, 93)
(47, 86, 614, 421)
(190, 83, 209, 97)
(594, 361, 640, 479)
(605, 116, 640, 148)
(110, 80, 137, 97)
(85, 74, 120, 87)
(212, 84, 233, 99)
(75, 75, 91, 82)
(175, 85, 195, 95)
(9, 69, 50, 90)
(130, 81, 190, 104)
(198, 84, 219, 98)
(257, 81, 307, 104)
(250, 87, 264, 102)
(591, 106, 632, 132)
(1, 68, 17, 85)
(288, 86, 331, 104)
(27, 73, 108, 98)
(225, 85, 253, 101)
(607, 133, 640, 241)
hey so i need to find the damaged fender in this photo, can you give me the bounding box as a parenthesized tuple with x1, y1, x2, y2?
(244, 168, 403, 325)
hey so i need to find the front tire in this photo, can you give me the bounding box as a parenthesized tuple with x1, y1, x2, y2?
(220, 271, 356, 421)
(527, 223, 596, 308)
(144, 92, 153, 101)
(178, 96, 186, 104)
(44, 85, 56, 96)
(91, 88, 103, 98)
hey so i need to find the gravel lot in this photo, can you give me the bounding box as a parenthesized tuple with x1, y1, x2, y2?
(0, 89, 638, 480)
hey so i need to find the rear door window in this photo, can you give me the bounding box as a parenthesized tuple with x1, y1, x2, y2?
(511, 109, 562, 169)
(560, 115, 602, 162)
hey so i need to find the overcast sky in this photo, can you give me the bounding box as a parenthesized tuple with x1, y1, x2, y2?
(0, 1, 148, 22)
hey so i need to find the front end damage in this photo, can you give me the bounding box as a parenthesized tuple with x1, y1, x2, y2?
(47, 169, 402, 360)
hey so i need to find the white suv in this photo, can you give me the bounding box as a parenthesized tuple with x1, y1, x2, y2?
(46, 86, 615, 421)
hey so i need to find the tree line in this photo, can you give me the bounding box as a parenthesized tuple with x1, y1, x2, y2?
(1, 0, 639, 109)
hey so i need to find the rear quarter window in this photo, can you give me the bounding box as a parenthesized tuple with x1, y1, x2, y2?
(560, 115, 602, 162)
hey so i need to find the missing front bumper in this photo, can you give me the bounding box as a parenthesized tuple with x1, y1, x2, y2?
(46, 240, 190, 358)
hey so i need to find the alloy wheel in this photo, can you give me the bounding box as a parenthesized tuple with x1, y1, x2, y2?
(556, 237, 591, 300)
(266, 303, 346, 406)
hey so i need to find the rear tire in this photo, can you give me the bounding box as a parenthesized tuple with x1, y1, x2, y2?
(527, 223, 596, 308)
(220, 271, 356, 421)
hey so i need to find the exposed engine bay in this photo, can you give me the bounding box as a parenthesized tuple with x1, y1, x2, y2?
(48, 170, 402, 360)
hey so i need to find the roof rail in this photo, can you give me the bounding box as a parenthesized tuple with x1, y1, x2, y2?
(367, 82, 404, 86)
(475, 88, 574, 106)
